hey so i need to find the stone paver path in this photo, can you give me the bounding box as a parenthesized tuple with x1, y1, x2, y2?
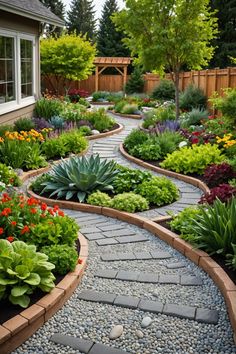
(14, 108, 236, 354)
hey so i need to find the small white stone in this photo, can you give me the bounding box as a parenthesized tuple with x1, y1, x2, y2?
(141, 316, 153, 328)
(109, 325, 123, 340)
(136, 330, 144, 338)
(91, 129, 100, 135)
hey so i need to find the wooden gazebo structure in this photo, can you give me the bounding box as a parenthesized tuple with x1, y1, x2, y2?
(94, 57, 132, 92)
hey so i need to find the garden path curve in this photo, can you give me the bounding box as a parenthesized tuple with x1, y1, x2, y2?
(14, 109, 236, 354)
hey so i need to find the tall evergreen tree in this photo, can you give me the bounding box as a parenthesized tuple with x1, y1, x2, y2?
(39, 0, 65, 36)
(67, 0, 96, 41)
(97, 0, 130, 57)
(209, 0, 236, 68)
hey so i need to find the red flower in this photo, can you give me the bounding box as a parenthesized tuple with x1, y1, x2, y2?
(48, 208, 55, 216)
(27, 197, 38, 206)
(191, 138, 199, 144)
(0, 228, 4, 235)
(208, 115, 215, 120)
(58, 210, 65, 217)
(7, 236, 14, 242)
(20, 225, 30, 235)
(1, 208, 12, 216)
(1, 193, 11, 202)
(30, 208, 37, 214)
(41, 203, 47, 211)
(11, 221, 17, 226)
(192, 131, 201, 136)
(78, 259, 83, 264)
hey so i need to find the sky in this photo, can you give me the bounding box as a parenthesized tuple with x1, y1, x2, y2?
(63, 0, 125, 19)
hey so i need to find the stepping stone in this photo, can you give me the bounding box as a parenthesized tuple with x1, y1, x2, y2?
(166, 262, 186, 269)
(85, 233, 105, 241)
(159, 274, 180, 284)
(90, 343, 128, 354)
(115, 235, 148, 244)
(114, 295, 140, 309)
(141, 316, 153, 328)
(137, 273, 159, 283)
(96, 238, 119, 246)
(134, 252, 152, 260)
(195, 308, 219, 324)
(78, 290, 116, 304)
(109, 325, 124, 340)
(103, 230, 136, 238)
(116, 270, 139, 282)
(94, 269, 118, 279)
(80, 227, 101, 234)
(139, 299, 164, 314)
(99, 224, 125, 231)
(101, 254, 121, 262)
(163, 303, 196, 320)
(50, 334, 93, 353)
(180, 276, 203, 286)
(150, 251, 172, 259)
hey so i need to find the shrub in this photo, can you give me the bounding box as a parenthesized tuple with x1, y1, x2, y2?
(155, 120, 180, 133)
(169, 206, 202, 242)
(203, 163, 236, 188)
(31, 173, 52, 193)
(130, 141, 162, 160)
(124, 129, 149, 151)
(179, 84, 207, 111)
(113, 165, 152, 193)
(135, 176, 179, 206)
(60, 130, 88, 154)
(203, 116, 232, 136)
(48, 116, 65, 130)
(199, 184, 236, 205)
(85, 109, 115, 131)
(34, 98, 63, 120)
(0, 240, 55, 308)
(152, 80, 175, 100)
(114, 100, 128, 113)
(42, 137, 67, 159)
(92, 91, 110, 102)
(155, 131, 183, 158)
(121, 104, 139, 115)
(41, 155, 118, 202)
(78, 126, 92, 136)
(0, 163, 21, 186)
(41, 244, 78, 275)
(87, 191, 112, 207)
(33, 117, 53, 131)
(0, 125, 13, 137)
(210, 88, 236, 123)
(180, 108, 209, 128)
(160, 144, 225, 175)
(14, 117, 36, 132)
(111, 192, 149, 212)
(125, 67, 145, 94)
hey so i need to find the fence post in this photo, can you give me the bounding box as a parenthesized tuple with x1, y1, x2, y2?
(205, 69, 208, 96)
(226, 67, 231, 88)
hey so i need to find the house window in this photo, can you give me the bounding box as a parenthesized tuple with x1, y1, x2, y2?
(0, 30, 36, 114)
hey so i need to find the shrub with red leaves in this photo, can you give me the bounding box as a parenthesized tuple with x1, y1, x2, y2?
(203, 163, 236, 188)
(68, 89, 89, 102)
(199, 183, 236, 204)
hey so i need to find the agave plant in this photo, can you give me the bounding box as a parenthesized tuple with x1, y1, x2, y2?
(42, 155, 118, 202)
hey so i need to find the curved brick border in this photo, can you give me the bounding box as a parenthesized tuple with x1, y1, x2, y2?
(87, 123, 123, 140)
(107, 110, 142, 120)
(119, 143, 210, 195)
(0, 232, 88, 354)
(25, 189, 236, 344)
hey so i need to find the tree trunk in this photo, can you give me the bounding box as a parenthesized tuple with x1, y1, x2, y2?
(174, 70, 180, 120)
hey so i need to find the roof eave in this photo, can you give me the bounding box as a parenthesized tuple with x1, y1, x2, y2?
(0, 3, 64, 27)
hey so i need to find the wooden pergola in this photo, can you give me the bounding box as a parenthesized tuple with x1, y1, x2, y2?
(94, 57, 132, 91)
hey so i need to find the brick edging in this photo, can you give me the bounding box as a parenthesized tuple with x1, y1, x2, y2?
(119, 143, 210, 194)
(107, 110, 142, 120)
(87, 123, 123, 140)
(0, 232, 88, 354)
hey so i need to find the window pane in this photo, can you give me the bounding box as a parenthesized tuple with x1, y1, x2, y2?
(20, 39, 33, 98)
(0, 35, 15, 104)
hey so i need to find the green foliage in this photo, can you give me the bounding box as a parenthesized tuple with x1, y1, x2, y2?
(125, 67, 145, 94)
(0, 125, 13, 137)
(229, 179, 236, 188)
(112, 165, 152, 193)
(226, 244, 236, 271)
(31, 173, 52, 193)
(34, 98, 64, 120)
(180, 108, 209, 127)
(130, 141, 162, 160)
(155, 131, 183, 158)
(169, 206, 202, 242)
(0, 163, 21, 187)
(85, 109, 115, 131)
(40, 33, 96, 92)
(135, 176, 179, 206)
(111, 192, 149, 212)
(142, 106, 176, 128)
(14, 118, 35, 132)
(0, 240, 55, 308)
(124, 129, 149, 151)
(39, 0, 65, 37)
(114, 100, 128, 113)
(152, 80, 175, 100)
(160, 144, 225, 175)
(190, 198, 236, 256)
(41, 244, 78, 275)
(42, 137, 67, 160)
(179, 84, 207, 111)
(209, 89, 236, 123)
(60, 130, 88, 154)
(48, 116, 65, 130)
(78, 126, 92, 136)
(92, 91, 110, 102)
(87, 191, 112, 207)
(121, 104, 139, 115)
(42, 155, 118, 202)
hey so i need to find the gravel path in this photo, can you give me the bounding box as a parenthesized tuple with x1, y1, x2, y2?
(14, 109, 236, 354)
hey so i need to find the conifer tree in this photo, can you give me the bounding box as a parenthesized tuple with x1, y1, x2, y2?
(97, 0, 129, 57)
(39, 0, 65, 36)
(125, 66, 144, 94)
(67, 0, 96, 41)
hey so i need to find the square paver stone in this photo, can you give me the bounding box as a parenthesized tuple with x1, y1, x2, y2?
(117, 253, 137, 261)
(114, 295, 140, 309)
(85, 234, 105, 241)
(89, 343, 129, 354)
(96, 238, 119, 246)
(150, 251, 172, 259)
(78, 290, 116, 304)
(94, 269, 118, 279)
(80, 227, 101, 234)
(180, 276, 203, 286)
(50, 334, 93, 353)
(115, 235, 148, 244)
(163, 303, 196, 320)
(101, 254, 121, 262)
(134, 252, 152, 260)
(137, 273, 159, 283)
(138, 299, 164, 314)
(103, 230, 136, 238)
(166, 262, 186, 269)
(99, 224, 125, 232)
(195, 308, 219, 324)
(159, 275, 180, 284)
(116, 270, 139, 282)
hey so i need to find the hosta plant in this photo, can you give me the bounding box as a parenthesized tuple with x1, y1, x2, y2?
(111, 192, 149, 213)
(0, 240, 55, 308)
(42, 155, 118, 202)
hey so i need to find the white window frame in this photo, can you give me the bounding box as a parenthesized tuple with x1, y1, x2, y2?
(0, 28, 36, 115)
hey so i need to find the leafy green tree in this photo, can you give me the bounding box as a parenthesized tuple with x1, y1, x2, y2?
(39, 0, 65, 36)
(113, 0, 218, 118)
(97, 0, 130, 57)
(67, 0, 96, 41)
(209, 0, 236, 68)
(41, 33, 96, 92)
(125, 66, 144, 93)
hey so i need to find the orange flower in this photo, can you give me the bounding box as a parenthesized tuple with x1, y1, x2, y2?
(1, 208, 12, 216)
(30, 208, 37, 214)
(27, 197, 38, 206)
(11, 221, 17, 226)
(41, 203, 47, 211)
(20, 225, 30, 235)
(58, 210, 65, 217)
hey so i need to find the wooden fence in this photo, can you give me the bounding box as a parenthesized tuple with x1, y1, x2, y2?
(43, 67, 236, 98)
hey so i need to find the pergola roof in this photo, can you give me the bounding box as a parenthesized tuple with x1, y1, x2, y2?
(94, 57, 132, 66)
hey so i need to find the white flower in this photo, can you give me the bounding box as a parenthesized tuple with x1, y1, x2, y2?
(179, 141, 188, 148)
